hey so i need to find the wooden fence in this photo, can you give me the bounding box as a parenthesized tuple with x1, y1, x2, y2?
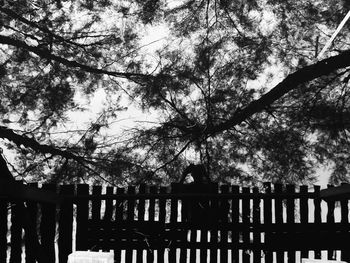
(1, 182, 350, 263)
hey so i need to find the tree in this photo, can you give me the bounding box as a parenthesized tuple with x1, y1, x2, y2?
(0, 0, 350, 186)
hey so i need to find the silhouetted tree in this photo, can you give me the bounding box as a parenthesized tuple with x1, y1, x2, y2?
(0, 0, 350, 186)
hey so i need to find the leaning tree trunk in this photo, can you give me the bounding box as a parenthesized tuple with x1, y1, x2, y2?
(0, 153, 56, 263)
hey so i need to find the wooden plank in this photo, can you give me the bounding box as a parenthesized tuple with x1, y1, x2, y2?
(76, 184, 89, 251)
(40, 184, 57, 263)
(114, 187, 125, 263)
(125, 186, 135, 263)
(242, 187, 251, 263)
(313, 185, 322, 259)
(147, 186, 157, 263)
(179, 184, 187, 263)
(263, 182, 273, 263)
(219, 185, 230, 263)
(340, 185, 350, 262)
(209, 183, 218, 263)
(252, 187, 261, 263)
(286, 185, 295, 263)
(326, 185, 336, 261)
(158, 187, 167, 263)
(300, 185, 309, 260)
(0, 196, 7, 263)
(231, 185, 239, 263)
(9, 201, 23, 263)
(189, 187, 198, 263)
(199, 185, 211, 263)
(169, 183, 180, 263)
(274, 184, 284, 263)
(92, 185, 102, 221)
(137, 184, 146, 263)
(90, 185, 102, 251)
(25, 183, 38, 263)
(103, 186, 114, 253)
(58, 184, 74, 263)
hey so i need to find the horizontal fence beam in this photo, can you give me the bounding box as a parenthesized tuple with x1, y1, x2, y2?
(55, 192, 319, 201)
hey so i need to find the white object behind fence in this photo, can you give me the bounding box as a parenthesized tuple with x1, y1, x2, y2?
(302, 259, 348, 263)
(68, 251, 114, 263)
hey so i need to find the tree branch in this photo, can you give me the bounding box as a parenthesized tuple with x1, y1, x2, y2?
(209, 49, 350, 135)
(0, 126, 88, 164)
(0, 34, 153, 82)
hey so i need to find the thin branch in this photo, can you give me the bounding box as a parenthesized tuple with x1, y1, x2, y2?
(0, 34, 157, 82)
(152, 140, 193, 174)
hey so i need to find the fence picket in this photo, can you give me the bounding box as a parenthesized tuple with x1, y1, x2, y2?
(40, 184, 57, 263)
(76, 184, 89, 251)
(145, 186, 157, 263)
(0, 195, 7, 263)
(231, 185, 239, 263)
(158, 187, 167, 263)
(179, 184, 187, 263)
(300, 185, 309, 260)
(274, 184, 284, 263)
(136, 185, 146, 263)
(114, 187, 125, 263)
(313, 185, 322, 259)
(125, 186, 135, 263)
(263, 182, 273, 263)
(24, 182, 38, 263)
(252, 187, 261, 263)
(326, 185, 336, 261)
(58, 184, 74, 263)
(286, 185, 296, 263)
(242, 187, 251, 263)
(340, 184, 350, 262)
(209, 183, 219, 263)
(220, 185, 230, 263)
(90, 185, 102, 251)
(169, 183, 179, 263)
(9, 200, 23, 263)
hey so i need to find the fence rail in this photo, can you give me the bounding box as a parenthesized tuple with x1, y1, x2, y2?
(1, 182, 350, 263)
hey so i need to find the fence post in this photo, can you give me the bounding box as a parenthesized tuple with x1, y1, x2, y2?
(231, 185, 239, 263)
(58, 184, 75, 263)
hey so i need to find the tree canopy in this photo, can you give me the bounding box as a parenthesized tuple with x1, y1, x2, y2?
(1, 0, 350, 186)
